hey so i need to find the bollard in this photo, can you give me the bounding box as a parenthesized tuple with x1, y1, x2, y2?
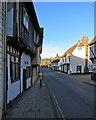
(40, 79, 42, 87)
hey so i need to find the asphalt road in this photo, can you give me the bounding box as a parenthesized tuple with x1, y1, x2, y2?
(42, 68, 95, 119)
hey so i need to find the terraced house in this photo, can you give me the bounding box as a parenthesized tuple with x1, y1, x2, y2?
(59, 36, 92, 74)
(51, 54, 60, 71)
(6, 2, 43, 103)
(0, 3, 44, 117)
(89, 36, 96, 80)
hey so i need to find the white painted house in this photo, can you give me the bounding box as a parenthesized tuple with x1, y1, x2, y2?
(60, 36, 92, 74)
(51, 54, 60, 71)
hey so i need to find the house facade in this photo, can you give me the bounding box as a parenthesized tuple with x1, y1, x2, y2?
(60, 36, 92, 74)
(51, 54, 60, 71)
(89, 36, 96, 80)
(6, 2, 43, 104)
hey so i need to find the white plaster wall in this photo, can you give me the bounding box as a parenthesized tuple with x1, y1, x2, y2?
(64, 65, 67, 72)
(26, 78, 31, 89)
(7, 54, 20, 104)
(21, 52, 31, 92)
(70, 46, 85, 73)
(72, 46, 85, 59)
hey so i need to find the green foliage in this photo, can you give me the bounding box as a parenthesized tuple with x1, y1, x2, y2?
(41, 58, 54, 63)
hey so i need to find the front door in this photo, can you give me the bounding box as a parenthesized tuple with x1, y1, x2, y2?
(77, 66, 81, 73)
(23, 69, 26, 91)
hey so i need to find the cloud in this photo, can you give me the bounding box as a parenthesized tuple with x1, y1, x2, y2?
(41, 46, 64, 59)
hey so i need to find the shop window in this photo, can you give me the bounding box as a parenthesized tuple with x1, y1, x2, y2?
(10, 61, 20, 83)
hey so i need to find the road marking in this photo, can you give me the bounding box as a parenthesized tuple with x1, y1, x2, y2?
(52, 93, 66, 120)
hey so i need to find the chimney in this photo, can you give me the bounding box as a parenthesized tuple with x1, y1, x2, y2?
(82, 36, 89, 73)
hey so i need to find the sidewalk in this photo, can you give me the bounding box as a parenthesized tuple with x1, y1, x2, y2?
(83, 80, 96, 87)
(3, 76, 58, 119)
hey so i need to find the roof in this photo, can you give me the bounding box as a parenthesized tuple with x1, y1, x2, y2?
(53, 53, 61, 61)
(51, 59, 60, 63)
(61, 43, 78, 58)
(89, 36, 96, 45)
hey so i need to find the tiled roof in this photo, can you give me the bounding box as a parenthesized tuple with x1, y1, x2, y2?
(89, 36, 96, 45)
(61, 43, 78, 57)
(53, 53, 60, 60)
(51, 59, 60, 63)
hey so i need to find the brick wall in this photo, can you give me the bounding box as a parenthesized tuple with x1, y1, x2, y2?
(0, 2, 2, 119)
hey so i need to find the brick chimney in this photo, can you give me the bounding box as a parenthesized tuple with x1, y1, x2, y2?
(82, 36, 89, 73)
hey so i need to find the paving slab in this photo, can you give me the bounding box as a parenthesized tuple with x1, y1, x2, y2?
(3, 76, 58, 119)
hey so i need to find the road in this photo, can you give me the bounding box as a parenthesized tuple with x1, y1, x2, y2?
(42, 68, 95, 119)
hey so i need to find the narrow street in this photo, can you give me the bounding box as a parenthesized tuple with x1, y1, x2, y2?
(42, 68, 95, 118)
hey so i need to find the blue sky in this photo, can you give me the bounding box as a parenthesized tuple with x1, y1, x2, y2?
(34, 2, 94, 59)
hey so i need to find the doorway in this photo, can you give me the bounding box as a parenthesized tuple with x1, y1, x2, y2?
(77, 66, 81, 73)
(23, 69, 26, 91)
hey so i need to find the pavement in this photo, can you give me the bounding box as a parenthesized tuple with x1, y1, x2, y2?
(3, 75, 58, 119)
(72, 74, 96, 87)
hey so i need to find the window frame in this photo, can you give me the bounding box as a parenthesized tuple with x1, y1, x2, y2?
(10, 61, 20, 83)
(23, 8, 29, 31)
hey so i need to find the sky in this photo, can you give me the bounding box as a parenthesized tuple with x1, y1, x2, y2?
(34, 2, 94, 59)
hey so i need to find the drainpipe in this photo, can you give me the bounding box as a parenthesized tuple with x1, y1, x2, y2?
(2, 2, 7, 114)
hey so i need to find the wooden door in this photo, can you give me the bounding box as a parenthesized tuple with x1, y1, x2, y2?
(23, 69, 26, 91)
(77, 66, 81, 73)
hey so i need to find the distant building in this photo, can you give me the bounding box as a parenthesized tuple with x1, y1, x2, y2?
(51, 54, 60, 71)
(89, 36, 96, 80)
(59, 36, 92, 74)
(40, 61, 48, 68)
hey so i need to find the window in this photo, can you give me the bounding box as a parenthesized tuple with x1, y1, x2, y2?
(23, 8, 29, 30)
(78, 47, 82, 50)
(10, 62, 20, 83)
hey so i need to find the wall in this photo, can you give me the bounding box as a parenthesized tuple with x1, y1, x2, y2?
(7, 48, 20, 104)
(21, 52, 31, 93)
(32, 47, 39, 65)
(0, 2, 2, 119)
(32, 67, 37, 84)
(70, 46, 85, 73)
